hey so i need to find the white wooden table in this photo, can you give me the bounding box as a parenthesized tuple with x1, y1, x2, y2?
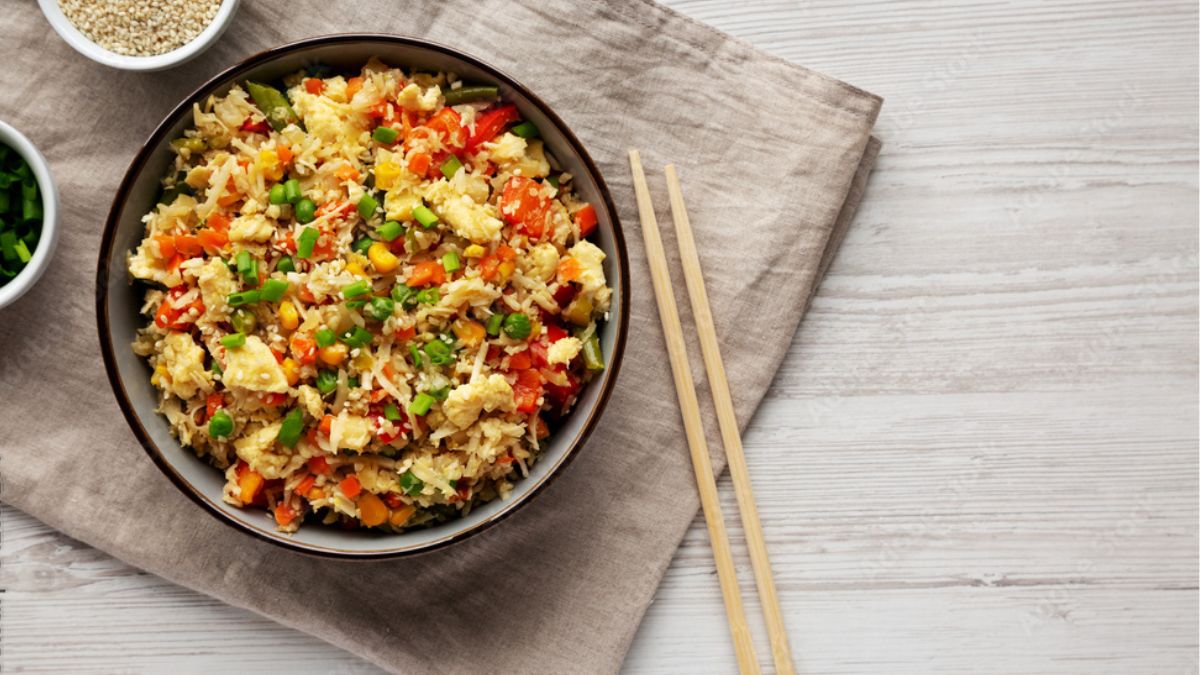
(3, 0, 1197, 672)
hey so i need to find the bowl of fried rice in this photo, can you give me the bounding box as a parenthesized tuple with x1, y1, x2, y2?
(97, 35, 628, 558)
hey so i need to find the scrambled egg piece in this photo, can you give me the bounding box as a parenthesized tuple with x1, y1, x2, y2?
(385, 190, 422, 221)
(546, 337, 583, 366)
(424, 180, 504, 244)
(443, 374, 515, 428)
(510, 140, 550, 178)
(234, 421, 288, 478)
(195, 258, 237, 322)
(486, 132, 526, 163)
(396, 82, 441, 112)
(128, 241, 174, 286)
(331, 412, 372, 452)
(228, 214, 275, 243)
(297, 385, 325, 420)
(222, 335, 289, 393)
(520, 243, 559, 283)
(158, 332, 213, 399)
(565, 240, 612, 311)
(439, 277, 501, 310)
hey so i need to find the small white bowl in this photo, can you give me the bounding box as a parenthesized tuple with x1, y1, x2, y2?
(0, 121, 59, 310)
(37, 0, 240, 72)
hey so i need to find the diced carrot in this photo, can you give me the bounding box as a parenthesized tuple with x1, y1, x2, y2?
(295, 474, 316, 497)
(167, 253, 185, 272)
(357, 492, 388, 527)
(496, 245, 517, 262)
(557, 257, 583, 283)
(574, 203, 598, 237)
(381, 363, 396, 379)
(335, 164, 360, 181)
(307, 456, 330, 475)
(173, 234, 203, 257)
(297, 285, 316, 303)
(407, 260, 445, 287)
(497, 452, 516, 465)
(407, 152, 431, 175)
(205, 392, 224, 419)
(154, 235, 176, 259)
(290, 334, 317, 365)
(260, 392, 289, 407)
(394, 324, 416, 342)
(345, 76, 363, 100)
(424, 107, 465, 149)
(197, 228, 228, 253)
(319, 414, 334, 435)
(270, 347, 285, 364)
(500, 177, 550, 239)
(339, 474, 362, 499)
(206, 212, 231, 232)
(274, 502, 298, 526)
(382, 492, 405, 509)
(369, 388, 389, 403)
(304, 78, 324, 95)
(276, 145, 294, 165)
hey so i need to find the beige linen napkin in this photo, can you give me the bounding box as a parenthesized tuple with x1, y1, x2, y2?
(0, 0, 881, 672)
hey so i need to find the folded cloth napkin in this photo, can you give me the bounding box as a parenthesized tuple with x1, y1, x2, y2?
(0, 0, 880, 672)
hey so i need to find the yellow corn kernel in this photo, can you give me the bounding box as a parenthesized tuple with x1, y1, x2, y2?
(345, 261, 367, 278)
(452, 319, 486, 348)
(308, 488, 325, 501)
(318, 343, 348, 365)
(278, 300, 299, 330)
(368, 241, 399, 274)
(374, 161, 402, 190)
(463, 244, 485, 258)
(281, 357, 300, 386)
(256, 149, 282, 181)
(496, 260, 516, 283)
(151, 363, 168, 386)
(389, 505, 416, 527)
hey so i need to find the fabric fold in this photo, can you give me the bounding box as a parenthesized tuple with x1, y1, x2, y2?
(0, 1, 881, 672)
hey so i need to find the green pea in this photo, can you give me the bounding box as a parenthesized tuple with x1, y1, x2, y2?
(295, 198, 317, 223)
(230, 307, 257, 334)
(502, 312, 532, 340)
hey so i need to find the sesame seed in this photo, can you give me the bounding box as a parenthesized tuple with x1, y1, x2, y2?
(58, 0, 222, 57)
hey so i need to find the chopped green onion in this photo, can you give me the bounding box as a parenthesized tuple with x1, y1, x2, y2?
(283, 178, 302, 204)
(235, 250, 258, 287)
(366, 296, 395, 321)
(502, 312, 532, 340)
(277, 408, 305, 447)
(315, 328, 336, 348)
(345, 299, 367, 310)
(245, 80, 299, 131)
(485, 313, 504, 337)
(275, 255, 295, 273)
(407, 393, 436, 416)
(409, 343, 423, 368)
(227, 290, 260, 307)
(296, 226, 319, 259)
(383, 403, 402, 421)
(582, 334, 605, 371)
(210, 360, 223, 375)
(429, 386, 450, 401)
(315, 369, 338, 394)
(13, 239, 30, 264)
(511, 121, 539, 139)
(352, 237, 374, 254)
(221, 332, 247, 348)
(342, 280, 370, 299)
(295, 197, 317, 223)
(415, 288, 440, 305)
(442, 251, 461, 274)
(347, 376, 360, 388)
(399, 469, 425, 495)
(377, 220, 404, 242)
(372, 126, 399, 144)
(440, 155, 463, 180)
(412, 204, 439, 229)
(423, 340, 454, 365)
(268, 183, 287, 205)
(357, 193, 379, 220)
(230, 308, 257, 334)
(260, 277, 289, 302)
(441, 85, 499, 105)
(340, 326, 373, 348)
(547, 174, 560, 188)
(392, 284, 417, 309)
(207, 410, 233, 438)
(0, 231, 16, 262)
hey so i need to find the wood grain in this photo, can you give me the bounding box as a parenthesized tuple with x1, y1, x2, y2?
(2, 0, 1197, 673)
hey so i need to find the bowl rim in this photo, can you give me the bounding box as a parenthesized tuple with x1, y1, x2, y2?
(95, 34, 630, 559)
(37, 0, 241, 72)
(0, 120, 60, 310)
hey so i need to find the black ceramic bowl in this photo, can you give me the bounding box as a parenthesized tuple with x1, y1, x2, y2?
(97, 35, 629, 558)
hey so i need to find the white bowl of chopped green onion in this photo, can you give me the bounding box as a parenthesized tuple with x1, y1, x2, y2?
(0, 121, 58, 310)
(37, 0, 240, 72)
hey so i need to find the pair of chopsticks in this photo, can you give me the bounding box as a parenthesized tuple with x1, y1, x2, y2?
(629, 150, 795, 675)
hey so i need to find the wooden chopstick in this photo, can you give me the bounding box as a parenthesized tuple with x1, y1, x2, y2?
(664, 164, 796, 675)
(628, 149, 761, 675)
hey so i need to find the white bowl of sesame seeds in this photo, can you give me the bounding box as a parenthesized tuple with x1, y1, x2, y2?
(38, 0, 240, 72)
